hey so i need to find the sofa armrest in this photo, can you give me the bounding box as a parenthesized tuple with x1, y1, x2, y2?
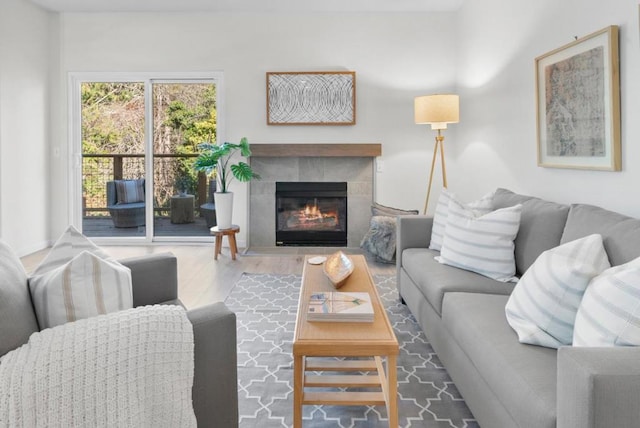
(119, 252, 178, 306)
(558, 346, 640, 428)
(396, 215, 433, 254)
(396, 215, 433, 294)
(188, 302, 238, 428)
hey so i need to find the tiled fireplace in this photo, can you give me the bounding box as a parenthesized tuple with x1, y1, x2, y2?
(248, 144, 381, 248)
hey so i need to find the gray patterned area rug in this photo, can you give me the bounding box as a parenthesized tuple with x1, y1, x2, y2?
(225, 273, 478, 428)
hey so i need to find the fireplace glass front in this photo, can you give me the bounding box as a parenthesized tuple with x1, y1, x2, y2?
(275, 182, 347, 246)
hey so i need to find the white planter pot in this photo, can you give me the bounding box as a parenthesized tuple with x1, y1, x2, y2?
(214, 192, 234, 229)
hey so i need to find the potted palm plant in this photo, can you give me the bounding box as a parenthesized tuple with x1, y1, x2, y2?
(174, 175, 191, 196)
(193, 137, 260, 229)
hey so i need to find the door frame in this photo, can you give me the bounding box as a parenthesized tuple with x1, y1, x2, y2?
(68, 71, 225, 244)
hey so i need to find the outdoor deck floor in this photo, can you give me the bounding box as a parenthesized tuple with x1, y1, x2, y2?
(83, 216, 212, 238)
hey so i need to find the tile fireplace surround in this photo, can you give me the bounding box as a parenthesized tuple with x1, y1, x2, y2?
(248, 144, 381, 249)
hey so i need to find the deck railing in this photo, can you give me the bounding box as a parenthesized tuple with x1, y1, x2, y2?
(82, 153, 209, 217)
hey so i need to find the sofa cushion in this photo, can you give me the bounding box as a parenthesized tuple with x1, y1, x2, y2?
(0, 240, 40, 356)
(439, 200, 521, 282)
(108, 202, 145, 211)
(574, 256, 640, 346)
(561, 203, 640, 266)
(505, 234, 610, 348)
(493, 188, 570, 276)
(443, 292, 557, 428)
(401, 248, 514, 316)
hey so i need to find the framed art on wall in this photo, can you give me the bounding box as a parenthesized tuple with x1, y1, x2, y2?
(535, 25, 621, 170)
(266, 71, 356, 125)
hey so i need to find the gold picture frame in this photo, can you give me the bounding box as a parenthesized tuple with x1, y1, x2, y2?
(266, 71, 356, 125)
(535, 26, 621, 170)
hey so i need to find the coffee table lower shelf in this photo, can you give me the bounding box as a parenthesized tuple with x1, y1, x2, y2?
(293, 355, 398, 427)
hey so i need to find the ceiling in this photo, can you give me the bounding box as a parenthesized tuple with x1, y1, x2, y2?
(29, 0, 465, 13)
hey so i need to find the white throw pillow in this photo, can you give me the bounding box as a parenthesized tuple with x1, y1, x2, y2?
(31, 225, 112, 276)
(438, 199, 521, 282)
(28, 226, 133, 329)
(429, 188, 494, 251)
(29, 251, 133, 329)
(573, 257, 640, 346)
(505, 234, 610, 349)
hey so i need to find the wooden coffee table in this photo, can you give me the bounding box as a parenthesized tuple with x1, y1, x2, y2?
(293, 254, 399, 428)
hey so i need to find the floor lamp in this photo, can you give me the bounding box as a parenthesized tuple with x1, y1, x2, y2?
(414, 94, 459, 214)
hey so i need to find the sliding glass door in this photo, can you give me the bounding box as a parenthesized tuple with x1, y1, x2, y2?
(80, 82, 147, 237)
(71, 73, 223, 242)
(151, 81, 218, 238)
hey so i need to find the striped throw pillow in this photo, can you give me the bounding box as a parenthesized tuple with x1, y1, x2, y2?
(505, 234, 610, 349)
(28, 225, 133, 329)
(31, 225, 112, 276)
(29, 251, 133, 329)
(573, 257, 640, 346)
(115, 179, 145, 204)
(438, 199, 522, 282)
(429, 189, 494, 251)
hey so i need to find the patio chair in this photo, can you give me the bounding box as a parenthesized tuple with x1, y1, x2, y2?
(106, 179, 146, 228)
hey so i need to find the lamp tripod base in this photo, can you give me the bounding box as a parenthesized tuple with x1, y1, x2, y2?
(423, 131, 447, 215)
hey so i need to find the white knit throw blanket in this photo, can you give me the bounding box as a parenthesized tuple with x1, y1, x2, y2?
(0, 305, 196, 428)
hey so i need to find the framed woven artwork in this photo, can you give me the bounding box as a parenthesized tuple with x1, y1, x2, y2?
(266, 71, 356, 125)
(535, 26, 621, 170)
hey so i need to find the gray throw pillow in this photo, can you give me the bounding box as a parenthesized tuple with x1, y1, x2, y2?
(360, 216, 398, 263)
(115, 179, 145, 204)
(371, 202, 419, 217)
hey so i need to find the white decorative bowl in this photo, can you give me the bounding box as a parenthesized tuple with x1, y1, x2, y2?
(322, 251, 354, 289)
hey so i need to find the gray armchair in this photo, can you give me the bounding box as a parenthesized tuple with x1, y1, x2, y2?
(120, 253, 239, 427)
(107, 180, 146, 228)
(0, 240, 239, 428)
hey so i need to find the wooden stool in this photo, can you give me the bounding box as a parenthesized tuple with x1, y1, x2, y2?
(210, 225, 240, 260)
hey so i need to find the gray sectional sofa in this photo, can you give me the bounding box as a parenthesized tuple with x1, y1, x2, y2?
(0, 245, 238, 428)
(396, 188, 640, 428)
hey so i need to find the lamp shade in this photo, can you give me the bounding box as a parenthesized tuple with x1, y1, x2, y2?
(414, 94, 459, 130)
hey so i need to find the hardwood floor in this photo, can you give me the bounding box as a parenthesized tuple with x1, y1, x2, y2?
(20, 245, 396, 310)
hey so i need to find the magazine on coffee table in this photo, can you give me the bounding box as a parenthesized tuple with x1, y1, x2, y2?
(307, 291, 374, 322)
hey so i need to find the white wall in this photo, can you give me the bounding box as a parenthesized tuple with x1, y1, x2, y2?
(11, 2, 636, 253)
(0, 0, 54, 255)
(454, 0, 640, 217)
(53, 12, 458, 244)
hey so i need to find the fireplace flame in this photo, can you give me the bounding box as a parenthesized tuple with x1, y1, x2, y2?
(303, 203, 322, 219)
(279, 197, 340, 231)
